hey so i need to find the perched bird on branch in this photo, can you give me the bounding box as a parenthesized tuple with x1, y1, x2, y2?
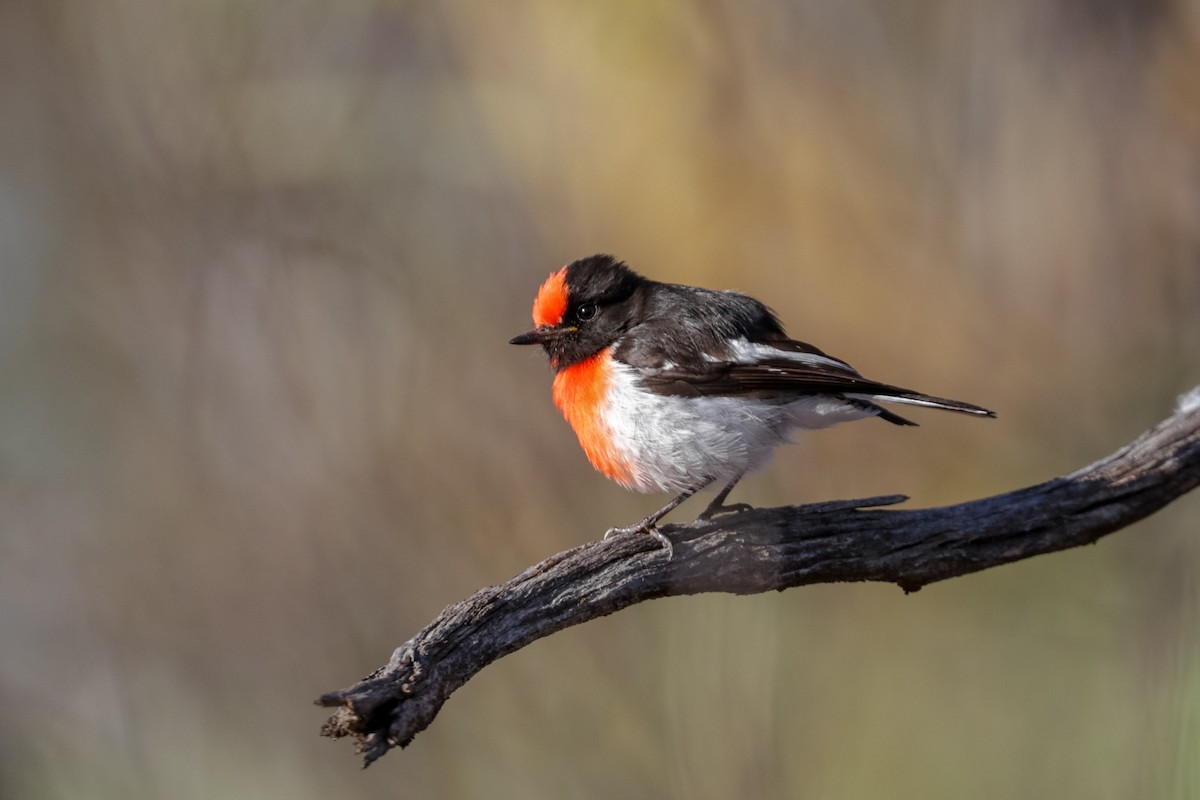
(512, 254, 994, 555)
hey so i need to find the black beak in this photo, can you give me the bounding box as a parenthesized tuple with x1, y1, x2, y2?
(509, 328, 554, 345)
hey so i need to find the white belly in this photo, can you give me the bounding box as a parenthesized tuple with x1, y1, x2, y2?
(601, 362, 873, 494)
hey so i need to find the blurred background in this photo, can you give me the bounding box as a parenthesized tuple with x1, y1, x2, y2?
(1, 1, 1198, 797)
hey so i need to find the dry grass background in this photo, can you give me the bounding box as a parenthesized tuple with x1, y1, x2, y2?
(1, 1, 1198, 798)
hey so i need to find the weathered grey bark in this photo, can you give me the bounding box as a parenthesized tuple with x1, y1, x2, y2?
(319, 392, 1200, 766)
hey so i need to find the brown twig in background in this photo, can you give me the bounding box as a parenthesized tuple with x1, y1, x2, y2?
(318, 391, 1200, 766)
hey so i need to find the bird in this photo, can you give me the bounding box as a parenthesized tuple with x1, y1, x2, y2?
(510, 254, 995, 557)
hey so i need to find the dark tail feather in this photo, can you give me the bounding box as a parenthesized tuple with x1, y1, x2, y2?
(848, 390, 997, 425)
(847, 397, 918, 426)
(873, 404, 919, 426)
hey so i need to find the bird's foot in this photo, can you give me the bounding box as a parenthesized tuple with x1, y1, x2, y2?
(603, 522, 674, 559)
(697, 502, 754, 521)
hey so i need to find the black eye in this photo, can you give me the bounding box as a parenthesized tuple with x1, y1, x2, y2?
(576, 302, 597, 321)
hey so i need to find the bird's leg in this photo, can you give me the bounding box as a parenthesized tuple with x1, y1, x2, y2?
(604, 478, 716, 558)
(696, 473, 753, 520)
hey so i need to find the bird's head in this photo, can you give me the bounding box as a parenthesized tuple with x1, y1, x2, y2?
(510, 254, 645, 369)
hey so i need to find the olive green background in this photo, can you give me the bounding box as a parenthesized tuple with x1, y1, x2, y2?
(1, 2, 1198, 798)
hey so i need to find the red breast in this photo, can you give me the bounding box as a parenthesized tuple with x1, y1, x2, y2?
(551, 347, 636, 487)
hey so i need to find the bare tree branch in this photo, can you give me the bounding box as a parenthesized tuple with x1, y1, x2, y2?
(318, 391, 1200, 766)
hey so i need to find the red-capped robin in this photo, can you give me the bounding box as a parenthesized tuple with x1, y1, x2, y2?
(511, 254, 995, 557)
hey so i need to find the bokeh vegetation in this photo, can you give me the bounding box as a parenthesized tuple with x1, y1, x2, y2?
(1, 1, 1198, 797)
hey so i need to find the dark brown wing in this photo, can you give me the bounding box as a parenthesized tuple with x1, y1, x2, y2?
(637, 356, 995, 419)
(608, 286, 995, 420)
(639, 356, 897, 398)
